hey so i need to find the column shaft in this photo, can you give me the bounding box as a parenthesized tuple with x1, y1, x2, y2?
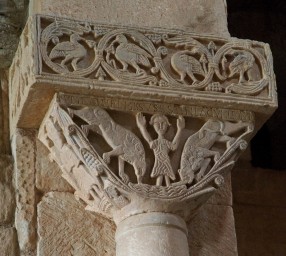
(116, 212, 189, 256)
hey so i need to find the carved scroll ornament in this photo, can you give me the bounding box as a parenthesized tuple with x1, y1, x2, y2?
(37, 15, 274, 97)
(39, 97, 253, 221)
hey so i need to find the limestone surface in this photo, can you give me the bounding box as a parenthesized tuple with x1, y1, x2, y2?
(0, 71, 10, 154)
(36, 138, 73, 193)
(38, 192, 116, 256)
(12, 129, 37, 255)
(0, 227, 18, 256)
(0, 0, 28, 69)
(189, 204, 238, 256)
(30, 0, 229, 37)
(3, 1, 278, 256)
(0, 155, 15, 224)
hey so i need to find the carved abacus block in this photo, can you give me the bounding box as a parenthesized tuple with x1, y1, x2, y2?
(10, 15, 277, 135)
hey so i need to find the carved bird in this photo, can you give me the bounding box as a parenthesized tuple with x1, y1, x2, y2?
(226, 50, 255, 83)
(49, 33, 89, 71)
(113, 34, 152, 74)
(68, 107, 146, 184)
(171, 50, 205, 84)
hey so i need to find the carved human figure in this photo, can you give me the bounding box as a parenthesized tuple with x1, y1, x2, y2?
(68, 107, 146, 184)
(179, 120, 236, 184)
(136, 113, 185, 186)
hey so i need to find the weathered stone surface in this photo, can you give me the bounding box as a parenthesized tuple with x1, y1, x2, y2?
(0, 71, 10, 154)
(12, 129, 37, 256)
(116, 213, 189, 256)
(38, 192, 116, 256)
(0, 155, 15, 224)
(36, 138, 73, 193)
(0, 16, 20, 69)
(188, 204, 238, 256)
(0, 0, 28, 69)
(30, 0, 229, 37)
(207, 172, 232, 206)
(0, 227, 19, 256)
(4, 1, 278, 256)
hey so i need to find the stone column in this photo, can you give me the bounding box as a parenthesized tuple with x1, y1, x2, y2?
(8, 1, 277, 256)
(116, 213, 189, 256)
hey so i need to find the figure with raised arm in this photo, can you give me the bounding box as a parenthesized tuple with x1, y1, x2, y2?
(136, 113, 185, 186)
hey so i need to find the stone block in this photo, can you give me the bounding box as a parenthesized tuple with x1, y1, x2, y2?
(30, 0, 229, 37)
(36, 139, 73, 193)
(207, 172, 233, 206)
(0, 155, 15, 224)
(188, 204, 238, 256)
(12, 129, 37, 255)
(0, 227, 19, 256)
(37, 192, 116, 256)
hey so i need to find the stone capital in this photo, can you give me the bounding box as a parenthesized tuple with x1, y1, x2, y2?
(10, 14, 277, 256)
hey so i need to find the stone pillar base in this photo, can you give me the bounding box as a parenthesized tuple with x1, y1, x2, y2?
(116, 213, 189, 256)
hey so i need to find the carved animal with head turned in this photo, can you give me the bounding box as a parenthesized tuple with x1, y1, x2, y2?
(171, 50, 205, 84)
(179, 120, 234, 184)
(224, 50, 255, 83)
(68, 107, 146, 184)
(112, 34, 152, 74)
(49, 33, 94, 71)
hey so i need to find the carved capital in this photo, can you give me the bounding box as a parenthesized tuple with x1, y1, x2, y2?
(39, 94, 253, 223)
(10, 14, 277, 256)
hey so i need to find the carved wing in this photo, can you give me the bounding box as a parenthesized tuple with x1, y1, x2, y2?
(183, 55, 205, 75)
(53, 42, 78, 52)
(125, 43, 152, 58)
(50, 42, 78, 59)
(229, 54, 248, 72)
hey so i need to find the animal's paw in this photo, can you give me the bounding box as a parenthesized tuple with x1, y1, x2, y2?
(196, 173, 204, 182)
(226, 138, 236, 148)
(120, 172, 130, 184)
(81, 125, 89, 136)
(136, 69, 146, 75)
(103, 153, 111, 164)
(214, 152, 220, 161)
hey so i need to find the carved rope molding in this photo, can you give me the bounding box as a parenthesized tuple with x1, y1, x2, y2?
(38, 94, 253, 222)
